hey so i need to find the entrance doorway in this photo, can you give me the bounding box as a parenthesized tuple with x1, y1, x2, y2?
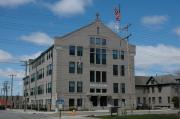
(100, 96, 107, 106)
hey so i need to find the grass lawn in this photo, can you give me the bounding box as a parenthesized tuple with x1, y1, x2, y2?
(98, 114, 179, 119)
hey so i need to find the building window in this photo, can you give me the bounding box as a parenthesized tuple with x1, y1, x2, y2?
(102, 71, 107, 82)
(168, 97, 170, 104)
(120, 65, 125, 76)
(96, 71, 101, 82)
(46, 82, 52, 93)
(77, 62, 83, 74)
(137, 97, 140, 104)
(47, 64, 53, 76)
(96, 48, 101, 64)
(69, 46, 75, 55)
(122, 99, 126, 106)
(158, 87, 162, 93)
(113, 65, 118, 76)
(96, 38, 101, 45)
(112, 50, 118, 59)
(96, 89, 101, 93)
(90, 37, 95, 45)
(114, 99, 118, 106)
(69, 62, 75, 73)
(90, 71, 95, 82)
(77, 98, 82, 107)
(152, 97, 155, 104)
(69, 81, 75, 93)
(90, 88, 95, 93)
(90, 48, 95, 63)
(149, 97, 151, 104)
(143, 97, 146, 104)
(102, 39, 106, 45)
(77, 81, 83, 93)
(97, 27, 100, 34)
(152, 87, 155, 93)
(159, 97, 162, 104)
(37, 85, 44, 95)
(113, 83, 118, 93)
(37, 69, 43, 80)
(31, 73, 36, 83)
(102, 89, 107, 93)
(77, 46, 83, 56)
(120, 51, 125, 60)
(69, 99, 75, 107)
(101, 49, 106, 64)
(30, 88, 34, 96)
(121, 83, 125, 93)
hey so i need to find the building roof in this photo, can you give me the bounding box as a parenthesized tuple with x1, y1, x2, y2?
(135, 75, 180, 86)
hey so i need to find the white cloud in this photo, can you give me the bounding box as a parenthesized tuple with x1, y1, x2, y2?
(0, 49, 12, 61)
(48, 0, 92, 17)
(0, 68, 24, 78)
(173, 27, 180, 37)
(20, 51, 42, 60)
(135, 44, 180, 73)
(0, 0, 34, 7)
(141, 15, 168, 26)
(20, 32, 53, 46)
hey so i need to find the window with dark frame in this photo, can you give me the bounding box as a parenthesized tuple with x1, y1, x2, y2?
(113, 65, 118, 76)
(102, 71, 107, 82)
(113, 83, 118, 93)
(96, 71, 101, 82)
(77, 81, 83, 93)
(69, 46, 75, 55)
(69, 81, 75, 93)
(69, 62, 75, 73)
(77, 46, 83, 56)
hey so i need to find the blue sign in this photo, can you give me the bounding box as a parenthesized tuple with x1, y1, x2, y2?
(56, 99, 64, 105)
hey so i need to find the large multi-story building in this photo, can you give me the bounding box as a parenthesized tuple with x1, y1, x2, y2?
(23, 15, 136, 111)
(135, 75, 180, 109)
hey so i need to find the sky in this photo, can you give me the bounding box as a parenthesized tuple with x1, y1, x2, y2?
(0, 0, 180, 96)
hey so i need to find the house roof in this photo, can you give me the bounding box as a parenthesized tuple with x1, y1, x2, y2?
(135, 75, 180, 86)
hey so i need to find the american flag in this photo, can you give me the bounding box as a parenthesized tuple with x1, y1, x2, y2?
(114, 6, 121, 21)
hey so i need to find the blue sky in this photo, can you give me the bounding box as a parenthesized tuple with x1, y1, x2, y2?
(0, 0, 180, 96)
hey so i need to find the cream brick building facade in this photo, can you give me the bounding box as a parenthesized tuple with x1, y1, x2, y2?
(23, 16, 136, 110)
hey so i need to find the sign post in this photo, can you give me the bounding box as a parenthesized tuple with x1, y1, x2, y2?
(56, 99, 64, 119)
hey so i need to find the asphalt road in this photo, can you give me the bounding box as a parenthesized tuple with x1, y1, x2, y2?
(0, 110, 57, 119)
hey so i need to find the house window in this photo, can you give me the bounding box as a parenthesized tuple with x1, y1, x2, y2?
(69, 62, 75, 73)
(77, 46, 83, 56)
(96, 71, 101, 82)
(113, 83, 118, 93)
(137, 97, 141, 104)
(114, 99, 118, 106)
(90, 71, 95, 82)
(159, 97, 162, 104)
(77, 98, 82, 107)
(69, 99, 75, 107)
(152, 97, 155, 104)
(90, 48, 95, 63)
(90, 37, 95, 45)
(113, 65, 118, 76)
(152, 87, 155, 93)
(69, 46, 75, 55)
(69, 81, 75, 93)
(77, 81, 83, 93)
(168, 97, 170, 103)
(121, 83, 125, 93)
(77, 62, 83, 74)
(96, 48, 101, 64)
(102, 71, 107, 82)
(37, 85, 44, 95)
(158, 87, 162, 93)
(112, 50, 118, 59)
(120, 51, 125, 60)
(120, 65, 125, 76)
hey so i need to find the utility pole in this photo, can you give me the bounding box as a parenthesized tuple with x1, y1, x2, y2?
(3, 81, 9, 108)
(9, 74, 16, 109)
(21, 60, 28, 112)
